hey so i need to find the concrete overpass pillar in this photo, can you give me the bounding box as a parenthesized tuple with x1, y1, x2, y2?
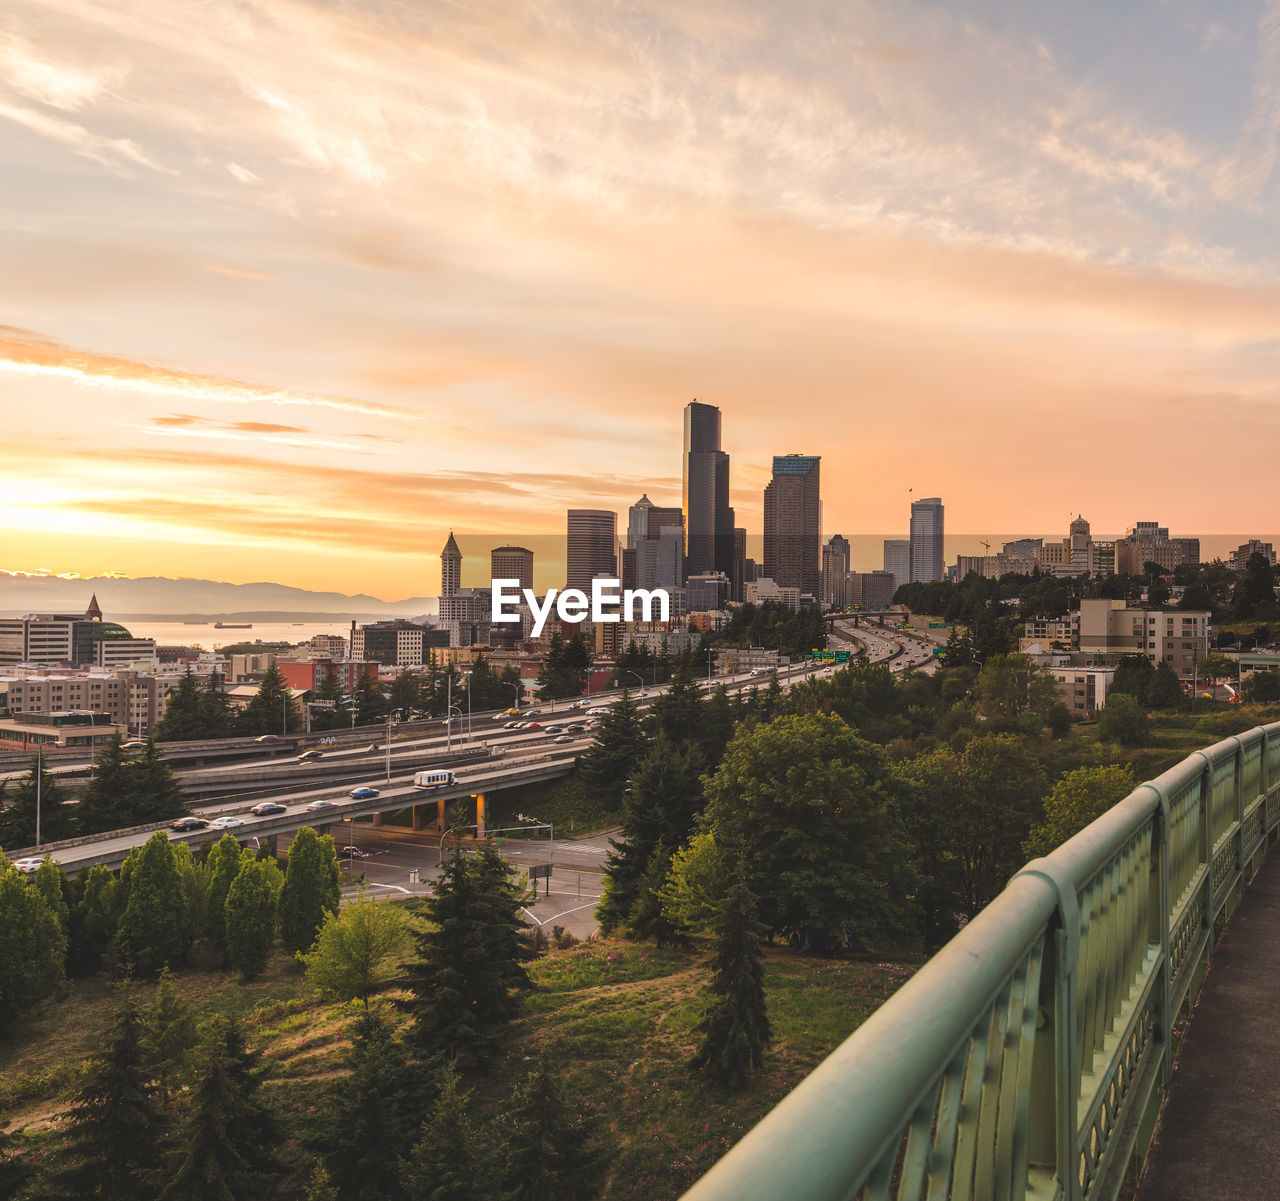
(475, 792, 486, 839)
(266, 833, 278, 858)
(436, 799, 446, 831)
(412, 805, 426, 831)
(371, 811, 384, 827)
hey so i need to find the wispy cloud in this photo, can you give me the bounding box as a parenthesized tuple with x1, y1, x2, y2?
(0, 325, 420, 420)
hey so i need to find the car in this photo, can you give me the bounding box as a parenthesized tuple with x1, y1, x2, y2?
(524, 722, 541, 730)
(209, 816, 245, 829)
(255, 734, 280, 743)
(586, 721, 601, 730)
(339, 846, 368, 858)
(502, 708, 521, 716)
(493, 712, 512, 721)
(122, 739, 146, 749)
(350, 786, 380, 799)
(12, 858, 44, 875)
(522, 709, 541, 717)
(296, 749, 323, 762)
(553, 735, 573, 744)
(542, 725, 563, 734)
(504, 720, 522, 729)
(170, 817, 209, 831)
(306, 799, 335, 811)
(250, 802, 287, 816)
(565, 723, 585, 733)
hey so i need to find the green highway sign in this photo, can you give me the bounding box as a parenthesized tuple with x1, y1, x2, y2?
(811, 650, 852, 663)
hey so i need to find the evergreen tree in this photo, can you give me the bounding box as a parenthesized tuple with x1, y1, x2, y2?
(597, 737, 699, 934)
(0, 754, 75, 848)
(126, 740, 188, 824)
(50, 999, 166, 1201)
(303, 1163, 339, 1201)
(626, 841, 681, 946)
(202, 835, 248, 957)
(32, 859, 69, 934)
(401, 842, 532, 1064)
(278, 826, 340, 956)
(116, 832, 189, 976)
(235, 663, 299, 736)
(1110, 654, 1155, 705)
(577, 691, 649, 809)
(689, 874, 771, 1088)
(68, 864, 118, 975)
(504, 1057, 605, 1201)
(157, 1035, 257, 1201)
(197, 672, 233, 739)
(314, 1010, 428, 1201)
(351, 665, 390, 727)
(646, 663, 705, 755)
(1146, 661, 1184, 709)
(400, 1073, 495, 1201)
(143, 967, 199, 1099)
(151, 668, 205, 742)
(75, 735, 133, 835)
(225, 859, 276, 979)
(0, 857, 66, 1036)
(211, 1016, 283, 1184)
(311, 667, 344, 731)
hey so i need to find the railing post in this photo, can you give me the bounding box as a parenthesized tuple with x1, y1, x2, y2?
(1013, 857, 1080, 1201)
(1198, 755, 1214, 961)
(1142, 783, 1174, 1081)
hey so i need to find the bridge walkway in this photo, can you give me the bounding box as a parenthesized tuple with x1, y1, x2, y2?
(1138, 845, 1280, 1200)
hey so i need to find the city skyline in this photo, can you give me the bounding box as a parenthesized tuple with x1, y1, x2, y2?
(6, 3, 1280, 598)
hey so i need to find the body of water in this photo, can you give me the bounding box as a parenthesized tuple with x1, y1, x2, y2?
(123, 620, 356, 650)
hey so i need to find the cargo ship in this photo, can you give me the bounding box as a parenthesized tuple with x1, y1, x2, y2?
(213, 622, 252, 629)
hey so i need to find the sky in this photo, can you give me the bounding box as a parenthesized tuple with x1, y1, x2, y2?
(4, 0, 1280, 599)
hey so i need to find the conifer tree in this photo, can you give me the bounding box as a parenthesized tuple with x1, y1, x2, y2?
(75, 735, 134, 834)
(116, 831, 189, 976)
(0, 754, 75, 847)
(151, 668, 204, 742)
(225, 859, 276, 979)
(0, 856, 66, 1036)
(50, 999, 166, 1201)
(143, 967, 199, 1098)
(597, 737, 700, 934)
(197, 672, 233, 739)
(32, 859, 69, 934)
(504, 1057, 605, 1201)
(401, 842, 533, 1064)
(627, 841, 682, 947)
(689, 875, 771, 1088)
(279, 826, 341, 955)
(314, 1010, 428, 1201)
(68, 864, 118, 975)
(202, 835, 248, 957)
(127, 740, 188, 824)
(235, 662, 299, 736)
(578, 691, 649, 809)
(400, 1072, 496, 1201)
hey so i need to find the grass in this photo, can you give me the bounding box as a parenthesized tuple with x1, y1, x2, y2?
(0, 932, 919, 1201)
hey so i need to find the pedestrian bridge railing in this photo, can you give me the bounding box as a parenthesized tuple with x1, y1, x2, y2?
(684, 722, 1280, 1201)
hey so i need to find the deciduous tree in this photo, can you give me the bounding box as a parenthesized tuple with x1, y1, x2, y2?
(1024, 765, 1137, 859)
(301, 892, 412, 1008)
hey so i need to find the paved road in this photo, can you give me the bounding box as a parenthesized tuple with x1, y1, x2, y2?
(328, 823, 614, 940)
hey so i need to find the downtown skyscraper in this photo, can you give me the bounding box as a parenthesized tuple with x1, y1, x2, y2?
(909, 496, 945, 583)
(763, 454, 821, 599)
(566, 509, 618, 591)
(682, 400, 736, 591)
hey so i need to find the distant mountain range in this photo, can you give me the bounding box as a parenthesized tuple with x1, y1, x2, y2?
(0, 573, 437, 621)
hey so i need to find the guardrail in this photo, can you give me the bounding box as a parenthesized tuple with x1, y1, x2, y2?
(683, 722, 1280, 1201)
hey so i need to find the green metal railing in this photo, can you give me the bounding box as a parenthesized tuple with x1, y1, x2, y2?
(683, 722, 1280, 1201)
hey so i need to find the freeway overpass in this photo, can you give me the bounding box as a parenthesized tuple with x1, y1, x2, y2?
(10, 744, 585, 873)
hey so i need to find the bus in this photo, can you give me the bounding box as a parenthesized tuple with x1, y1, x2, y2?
(413, 769, 456, 790)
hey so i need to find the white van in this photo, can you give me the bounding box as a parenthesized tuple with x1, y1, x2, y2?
(586, 706, 611, 717)
(413, 769, 456, 789)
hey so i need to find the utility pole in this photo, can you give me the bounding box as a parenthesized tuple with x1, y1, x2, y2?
(386, 710, 393, 783)
(35, 748, 42, 849)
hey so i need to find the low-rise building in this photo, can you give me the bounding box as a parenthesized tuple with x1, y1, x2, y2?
(1076, 599, 1210, 679)
(0, 710, 126, 750)
(1048, 666, 1114, 717)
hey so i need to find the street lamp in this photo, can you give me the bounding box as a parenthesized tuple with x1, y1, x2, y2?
(624, 670, 645, 694)
(34, 747, 43, 849)
(506, 681, 522, 711)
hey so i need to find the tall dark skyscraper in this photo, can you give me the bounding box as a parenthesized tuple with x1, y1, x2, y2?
(682, 400, 735, 582)
(566, 509, 617, 591)
(909, 496, 945, 583)
(763, 454, 821, 597)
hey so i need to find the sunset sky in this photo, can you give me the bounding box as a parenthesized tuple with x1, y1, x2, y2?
(4, 1, 1280, 599)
